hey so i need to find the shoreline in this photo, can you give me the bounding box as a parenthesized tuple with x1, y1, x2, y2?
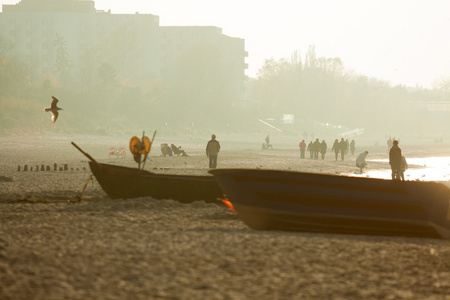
(1, 134, 450, 201)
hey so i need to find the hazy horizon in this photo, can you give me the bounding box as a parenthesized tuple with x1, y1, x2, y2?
(2, 0, 449, 88)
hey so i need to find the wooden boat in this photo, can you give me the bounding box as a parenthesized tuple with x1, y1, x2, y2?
(89, 162, 224, 202)
(210, 169, 450, 239)
(72, 142, 224, 203)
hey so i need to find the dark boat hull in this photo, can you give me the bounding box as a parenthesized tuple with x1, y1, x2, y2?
(90, 162, 224, 203)
(210, 169, 450, 238)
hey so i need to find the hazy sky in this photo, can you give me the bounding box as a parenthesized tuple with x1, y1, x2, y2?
(2, 0, 450, 88)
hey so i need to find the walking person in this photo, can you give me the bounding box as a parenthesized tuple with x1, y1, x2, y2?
(206, 134, 221, 169)
(320, 140, 327, 160)
(307, 141, 314, 159)
(299, 139, 306, 159)
(350, 139, 355, 155)
(331, 139, 339, 161)
(356, 151, 369, 173)
(339, 138, 347, 161)
(313, 138, 320, 159)
(389, 139, 402, 180)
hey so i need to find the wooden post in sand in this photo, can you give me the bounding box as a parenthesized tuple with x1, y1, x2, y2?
(23, 165, 28, 172)
(41, 165, 45, 171)
(54, 163, 57, 171)
(17, 165, 20, 171)
(75, 174, 93, 202)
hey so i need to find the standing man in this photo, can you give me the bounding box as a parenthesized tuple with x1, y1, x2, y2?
(389, 139, 402, 180)
(339, 138, 347, 161)
(299, 139, 306, 159)
(350, 139, 356, 155)
(206, 134, 221, 169)
(313, 138, 321, 159)
(307, 141, 314, 159)
(356, 151, 369, 173)
(331, 139, 340, 161)
(320, 140, 327, 160)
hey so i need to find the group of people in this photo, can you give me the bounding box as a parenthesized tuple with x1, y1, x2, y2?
(299, 138, 356, 161)
(160, 143, 188, 157)
(299, 139, 328, 159)
(350, 138, 408, 179)
(205, 135, 407, 181)
(297, 137, 409, 180)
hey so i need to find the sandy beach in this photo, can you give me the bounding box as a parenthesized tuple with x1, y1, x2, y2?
(1, 133, 450, 299)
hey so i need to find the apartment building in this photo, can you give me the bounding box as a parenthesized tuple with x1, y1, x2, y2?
(160, 26, 247, 97)
(0, 0, 160, 83)
(0, 0, 247, 91)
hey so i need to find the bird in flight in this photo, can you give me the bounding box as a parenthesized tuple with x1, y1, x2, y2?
(44, 96, 63, 123)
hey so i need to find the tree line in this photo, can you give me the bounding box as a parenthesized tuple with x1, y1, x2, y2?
(246, 45, 450, 138)
(1, 37, 450, 137)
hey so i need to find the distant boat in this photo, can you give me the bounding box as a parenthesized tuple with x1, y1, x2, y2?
(210, 169, 450, 239)
(72, 142, 224, 203)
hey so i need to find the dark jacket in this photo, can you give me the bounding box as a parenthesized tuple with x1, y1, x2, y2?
(331, 140, 339, 153)
(313, 139, 321, 152)
(320, 141, 327, 154)
(389, 145, 402, 168)
(339, 140, 347, 152)
(206, 139, 220, 156)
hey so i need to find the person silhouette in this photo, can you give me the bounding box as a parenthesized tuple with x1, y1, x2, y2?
(206, 134, 221, 169)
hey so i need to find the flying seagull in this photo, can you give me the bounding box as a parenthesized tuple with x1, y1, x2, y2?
(44, 96, 63, 123)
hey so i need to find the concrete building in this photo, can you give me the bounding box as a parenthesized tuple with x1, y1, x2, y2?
(160, 26, 247, 98)
(0, 0, 247, 91)
(0, 0, 160, 83)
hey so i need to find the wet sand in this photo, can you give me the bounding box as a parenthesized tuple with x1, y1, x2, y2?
(1, 134, 450, 299)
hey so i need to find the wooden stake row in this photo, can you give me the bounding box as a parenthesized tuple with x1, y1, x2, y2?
(17, 164, 86, 172)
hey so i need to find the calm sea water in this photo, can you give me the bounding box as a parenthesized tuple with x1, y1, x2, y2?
(351, 157, 450, 182)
